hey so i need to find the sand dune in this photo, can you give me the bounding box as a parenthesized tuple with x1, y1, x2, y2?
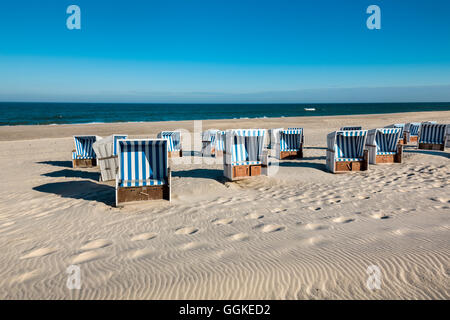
(0, 111, 449, 299)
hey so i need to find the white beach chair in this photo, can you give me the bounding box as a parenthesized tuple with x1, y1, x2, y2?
(275, 128, 304, 160)
(385, 123, 405, 145)
(93, 134, 128, 181)
(366, 128, 403, 164)
(72, 135, 100, 168)
(223, 129, 268, 181)
(157, 131, 182, 157)
(201, 129, 219, 157)
(116, 139, 170, 206)
(326, 130, 369, 173)
(418, 123, 448, 151)
(268, 128, 283, 149)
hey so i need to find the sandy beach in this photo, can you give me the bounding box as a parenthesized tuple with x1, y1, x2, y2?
(0, 110, 449, 299)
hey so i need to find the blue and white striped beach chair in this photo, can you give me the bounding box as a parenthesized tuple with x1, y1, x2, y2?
(418, 123, 448, 151)
(215, 131, 225, 156)
(340, 126, 362, 131)
(326, 130, 368, 173)
(93, 134, 128, 181)
(116, 139, 170, 205)
(275, 128, 304, 159)
(366, 128, 403, 164)
(385, 123, 405, 144)
(72, 135, 99, 168)
(157, 131, 182, 157)
(223, 129, 268, 180)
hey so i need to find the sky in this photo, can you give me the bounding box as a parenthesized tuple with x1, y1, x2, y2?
(0, 0, 449, 103)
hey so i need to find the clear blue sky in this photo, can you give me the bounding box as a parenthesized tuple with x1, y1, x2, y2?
(0, 0, 449, 102)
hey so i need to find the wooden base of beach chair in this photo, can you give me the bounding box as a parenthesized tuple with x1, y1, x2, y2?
(334, 150, 369, 173)
(117, 185, 170, 204)
(375, 145, 403, 164)
(418, 143, 445, 151)
(215, 150, 223, 157)
(168, 151, 182, 158)
(279, 150, 303, 160)
(72, 158, 97, 168)
(403, 135, 418, 145)
(231, 164, 263, 180)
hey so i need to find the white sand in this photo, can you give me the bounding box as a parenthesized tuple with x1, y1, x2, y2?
(0, 111, 449, 299)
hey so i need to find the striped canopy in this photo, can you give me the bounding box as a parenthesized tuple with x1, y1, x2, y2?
(280, 128, 303, 151)
(419, 123, 448, 144)
(158, 131, 181, 152)
(202, 130, 218, 142)
(409, 123, 421, 136)
(117, 139, 168, 187)
(73, 136, 97, 159)
(215, 131, 226, 151)
(369, 128, 401, 155)
(329, 130, 367, 161)
(385, 123, 405, 136)
(340, 126, 362, 131)
(226, 129, 265, 165)
(113, 135, 128, 156)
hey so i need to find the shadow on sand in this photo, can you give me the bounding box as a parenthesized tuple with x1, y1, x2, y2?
(278, 160, 327, 172)
(172, 168, 225, 182)
(404, 149, 449, 159)
(42, 169, 100, 181)
(37, 160, 73, 168)
(33, 181, 115, 206)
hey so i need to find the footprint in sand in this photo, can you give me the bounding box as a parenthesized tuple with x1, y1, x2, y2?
(128, 248, 155, 259)
(180, 241, 205, 250)
(20, 247, 57, 260)
(131, 232, 157, 241)
(304, 223, 329, 230)
(332, 217, 355, 224)
(80, 239, 112, 251)
(72, 250, 104, 264)
(371, 213, 390, 220)
(212, 218, 233, 225)
(244, 213, 264, 220)
(228, 233, 250, 241)
(255, 224, 286, 233)
(175, 227, 199, 235)
(10, 269, 41, 284)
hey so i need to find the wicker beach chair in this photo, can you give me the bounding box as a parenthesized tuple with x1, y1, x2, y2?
(116, 139, 170, 205)
(223, 129, 268, 181)
(157, 131, 182, 157)
(385, 123, 405, 145)
(275, 128, 304, 160)
(326, 130, 369, 173)
(366, 128, 403, 164)
(418, 123, 448, 151)
(72, 135, 99, 168)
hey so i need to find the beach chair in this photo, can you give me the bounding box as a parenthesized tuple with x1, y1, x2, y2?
(268, 128, 283, 149)
(201, 130, 218, 157)
(340, 126, 362, 131)
(447, 125, 450, 149)
(366, 128, 403, 164)
(93, 134, 128, 181)
(403, 122, 420, 144)
(157, 131, 182, 157)
(385, 123, 405, 144)
(326, 130, 368, 173)
(223, 129, 268, 181)
(72, 135, 99, 168)
(275, 128, 304, 160)
(116, 139, 170, 206)
(418, 123, 448, 151)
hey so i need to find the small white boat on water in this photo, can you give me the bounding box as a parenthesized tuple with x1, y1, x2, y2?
(304, 107, 316, 111)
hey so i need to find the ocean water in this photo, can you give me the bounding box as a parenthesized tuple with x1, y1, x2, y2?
(0, 102, 449, 126)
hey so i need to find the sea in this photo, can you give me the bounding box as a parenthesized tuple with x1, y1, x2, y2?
(0, 102, 449, 126)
